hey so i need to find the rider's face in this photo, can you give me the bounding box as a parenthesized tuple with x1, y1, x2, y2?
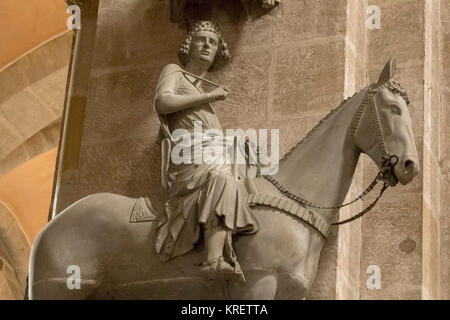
(189, 31, 219, 66)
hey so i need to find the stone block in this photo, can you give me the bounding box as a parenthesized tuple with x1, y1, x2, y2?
(0, 89, 57, 143)
(346, 0, 368, 59)
(219, 14, 278, 54)
(78, 137, 161, 199)
(422, 202, 440, 299)
(82, 66, 162, 145)
(368, 0, 424, 66)
(29, 66, 68, 117)
(0, 63, 29, 106)
(360, 192, 422, 299)
(209, 50, 271, 127)
(0, 115, 23, 161)
(439, 163, 450, 299)
(441, 89, 450, 161)
(422, 143, 440, 217)
(336, 212, 362, 299)
(442, 35, 450, 89)
(92, 1, 184, 69)
(442, 0, 450, 28)
(13, 31, 72, 86)
(40, 121, 62, 149)
(273, 0, 347, 45)
(271, 40, 345, 120)
(345, 47, 367, 95)
(0, 121, 60, 177)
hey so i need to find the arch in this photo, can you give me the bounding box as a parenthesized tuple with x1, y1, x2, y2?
(0, 0, 68, 69)
(0, 32, 71, 177)
(0, 202, 30, 299)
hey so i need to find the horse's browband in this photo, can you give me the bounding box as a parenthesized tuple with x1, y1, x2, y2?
(247, 193, 330, 238)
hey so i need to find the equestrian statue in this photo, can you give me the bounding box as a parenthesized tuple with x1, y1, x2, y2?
(27, 21, 419, 300)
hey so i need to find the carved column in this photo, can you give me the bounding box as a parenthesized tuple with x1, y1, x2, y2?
(50, 0, 100, 217)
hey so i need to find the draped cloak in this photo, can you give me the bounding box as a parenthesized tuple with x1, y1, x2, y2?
(154, 64, 260, 261)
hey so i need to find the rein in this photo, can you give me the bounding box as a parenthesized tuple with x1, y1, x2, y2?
(264, 87, 400, 227)
(179, 69, 229, 92)
(264, 155, 397, 226)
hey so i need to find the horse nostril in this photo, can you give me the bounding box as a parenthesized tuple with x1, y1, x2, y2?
(404, 160, 415, 175)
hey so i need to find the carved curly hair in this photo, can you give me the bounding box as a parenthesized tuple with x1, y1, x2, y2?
(178, 21, 231, 71)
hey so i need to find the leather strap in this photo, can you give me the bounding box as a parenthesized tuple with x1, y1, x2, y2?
(248, 193, 330, 238)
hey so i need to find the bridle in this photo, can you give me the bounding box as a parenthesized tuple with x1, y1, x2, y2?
(264, 83, 405, 226)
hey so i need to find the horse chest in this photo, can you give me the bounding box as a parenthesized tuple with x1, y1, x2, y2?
(236, 206, 324, 275)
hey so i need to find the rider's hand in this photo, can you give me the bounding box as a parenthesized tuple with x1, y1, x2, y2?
(206, 87, 229, 102)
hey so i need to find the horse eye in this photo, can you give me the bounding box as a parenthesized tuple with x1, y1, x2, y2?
(390, 104, 401, 115)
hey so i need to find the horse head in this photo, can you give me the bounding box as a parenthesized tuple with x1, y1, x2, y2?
(351, 58, 419, 186)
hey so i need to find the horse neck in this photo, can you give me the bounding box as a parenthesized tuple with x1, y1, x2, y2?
(272, 89, 368, 222)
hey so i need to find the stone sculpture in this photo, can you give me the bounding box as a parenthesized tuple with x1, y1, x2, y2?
(27, 53, 419, 299)
(153, 20, 259, 282)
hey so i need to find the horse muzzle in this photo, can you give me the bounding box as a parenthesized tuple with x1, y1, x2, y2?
(393, 156, 420, 185)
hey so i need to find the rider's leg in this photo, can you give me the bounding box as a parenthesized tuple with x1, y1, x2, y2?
(204, 227, 227, 262)
(200, 215, 235, 279)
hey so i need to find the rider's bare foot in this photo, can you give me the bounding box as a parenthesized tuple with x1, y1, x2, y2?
(200, 257, 236, 281)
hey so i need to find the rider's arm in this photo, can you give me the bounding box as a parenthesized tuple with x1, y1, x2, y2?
(154, 64, 213, 115)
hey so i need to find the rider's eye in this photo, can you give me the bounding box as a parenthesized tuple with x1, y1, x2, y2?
(390, 104, 401, 115)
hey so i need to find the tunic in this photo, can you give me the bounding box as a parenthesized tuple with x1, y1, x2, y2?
(154, 64, 260, 260)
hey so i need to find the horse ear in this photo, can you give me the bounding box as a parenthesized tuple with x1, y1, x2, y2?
(377, 58, 396, 84)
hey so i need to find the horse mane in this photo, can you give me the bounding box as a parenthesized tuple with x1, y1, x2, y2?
(279, 88, 365, 163)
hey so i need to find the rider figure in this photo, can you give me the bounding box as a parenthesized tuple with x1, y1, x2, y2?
(153, 21, 260, 281)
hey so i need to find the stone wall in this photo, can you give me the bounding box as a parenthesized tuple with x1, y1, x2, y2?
(439, 0, 450, 301)
(359, 0, 449, 300)
(360, 0, 426, 300)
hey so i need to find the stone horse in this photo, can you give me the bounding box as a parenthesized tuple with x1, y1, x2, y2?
(28, 59, 419, 299)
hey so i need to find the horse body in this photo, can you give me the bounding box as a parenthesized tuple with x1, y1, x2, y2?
(29, 186, 323, 299)
(28, 60, 419, 299)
